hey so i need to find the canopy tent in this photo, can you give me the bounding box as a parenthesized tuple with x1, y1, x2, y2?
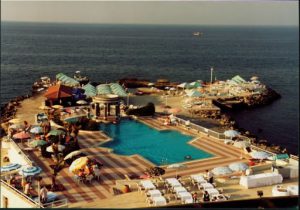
(189, 81, 202, 88)
(177, 82, 189, 89)
(231, 75, 247, 84)
(82, 83, 97, 97)
(44, 84, 73, 100)
(56, 73, 80, 87)
(110, 83, 127, 97)
(185, 89, 202, 97)
(96, 84, 113, 95)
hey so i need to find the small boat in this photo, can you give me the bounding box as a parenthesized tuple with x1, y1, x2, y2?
(73, 71, 89, 85)
(193, 32, 203, 36)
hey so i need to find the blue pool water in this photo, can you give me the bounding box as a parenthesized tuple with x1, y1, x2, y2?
(100, 119, 214, 165)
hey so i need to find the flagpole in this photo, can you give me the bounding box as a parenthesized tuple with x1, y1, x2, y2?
(210, 67, 214, 92)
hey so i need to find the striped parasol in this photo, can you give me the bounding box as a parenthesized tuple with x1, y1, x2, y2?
(0, 163, 22, 173)
(19, 166, 42, 177)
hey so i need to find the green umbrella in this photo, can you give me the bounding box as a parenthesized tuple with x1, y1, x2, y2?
(47, 129, 66, 136)
(30, 140, 47, 147)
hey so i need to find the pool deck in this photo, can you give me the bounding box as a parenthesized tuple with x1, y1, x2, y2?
(7, 93, 297, 208)
(12, 114, 251, 207)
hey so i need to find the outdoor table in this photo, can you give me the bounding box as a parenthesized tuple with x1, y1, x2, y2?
(272, 186, 289, 197)
(147, 190, 162, 198)
(152, 196, 167, 206)
(198, 182, 214, 190)
(140, 180, 156, 190)
(206, 188, 219, 196)
(239, 173, 283, 189)
(173, 186, 187, 194)
(287, 185, 298, 195)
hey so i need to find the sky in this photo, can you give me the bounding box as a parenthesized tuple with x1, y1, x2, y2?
(1, 1, 299, 26)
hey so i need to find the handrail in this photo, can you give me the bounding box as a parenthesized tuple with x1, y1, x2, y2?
(9, 138, 33, 166)
(1, 180, 42, 208)
(42, 198, 68, 208)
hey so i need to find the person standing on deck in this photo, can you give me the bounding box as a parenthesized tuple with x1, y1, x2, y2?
(206, 169, 214, 184)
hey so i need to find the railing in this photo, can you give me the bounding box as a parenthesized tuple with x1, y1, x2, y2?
(9, 138, 33, 166)
(172, 116, 226, 139)
(42, 199, 68, 208)
(1, 180, 42, 208)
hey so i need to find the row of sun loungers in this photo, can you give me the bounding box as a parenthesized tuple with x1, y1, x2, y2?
(138, 174, 230, 206)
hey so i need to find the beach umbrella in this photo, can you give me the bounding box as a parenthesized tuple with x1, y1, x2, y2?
(64, 150, 85, 160)
(52, 105, 63, 109)
(69, 157, 89, 173)
(224, 130, 240, 139)
(233, 141, 251, 149)
(0, 163, 22, 173)
(228, 162, 249, 172)
(76, 100, 88, 105)
(30, 126, 43, 134)
(212, 166, 233, 176)
(46, 144, 65, 153)
(13, 131, 31, 140)
(250, 151, 271, 160)
(19, 166, 42, 177)
(46, 129, 65, 136)
(9, 118, 21, 124)
(29, 140, 47, 147)
(167, 163, 187, 177)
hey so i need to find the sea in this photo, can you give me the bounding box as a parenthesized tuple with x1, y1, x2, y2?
(1, 22, 299, 155)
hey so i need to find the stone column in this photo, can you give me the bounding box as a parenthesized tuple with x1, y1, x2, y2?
(104, 104, 108, 120)
(108, 104, 111, 116)
(95, 103, 100, 117)
(116, 104, 120, 118)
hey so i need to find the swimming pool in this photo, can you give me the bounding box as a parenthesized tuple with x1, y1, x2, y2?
(100, 119, 214, 165)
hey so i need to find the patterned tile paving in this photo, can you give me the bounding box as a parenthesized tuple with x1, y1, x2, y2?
(25, 117, 248, 206)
